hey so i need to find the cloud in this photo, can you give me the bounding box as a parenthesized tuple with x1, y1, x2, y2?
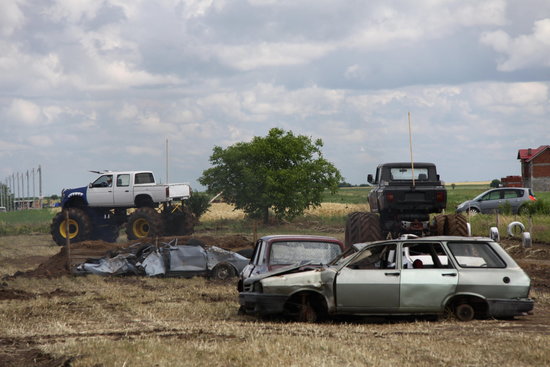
(481, 18, 550, 71)
(0, 0, 25, 36)
(4, 99, 42, 126)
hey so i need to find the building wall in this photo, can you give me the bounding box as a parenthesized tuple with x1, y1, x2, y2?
(530, 150, 550, 191)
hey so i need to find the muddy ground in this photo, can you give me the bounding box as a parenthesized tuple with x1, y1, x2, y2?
(1, 235, 549, 366)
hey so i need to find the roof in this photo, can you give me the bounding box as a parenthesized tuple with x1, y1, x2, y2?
(517, 145, 550, 162)
(260, 234, 342, 243)
(376, 162, 436, 168)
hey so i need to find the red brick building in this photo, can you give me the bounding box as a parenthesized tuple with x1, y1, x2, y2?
(517, 145, 550, 191)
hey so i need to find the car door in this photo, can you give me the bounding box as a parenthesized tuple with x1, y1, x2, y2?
(240, 240, 265, 280)
(502, 189, 521, 213)
(113, 174, 134, 206)
(334, 243, 400, 313)
(399, 242, 458, 312)
(87, 174, 114, 206)
(478, 190, 502, 213)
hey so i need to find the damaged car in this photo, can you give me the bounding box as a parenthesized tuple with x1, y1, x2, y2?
(238, 235, 344, 291)
(239, 236, 534, 322)
(76, 238, 248, 279)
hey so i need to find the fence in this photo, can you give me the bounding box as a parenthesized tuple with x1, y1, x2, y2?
(0, 165, 43, 211)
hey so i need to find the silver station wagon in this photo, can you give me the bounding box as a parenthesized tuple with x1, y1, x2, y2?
(239, 236, 534, 322)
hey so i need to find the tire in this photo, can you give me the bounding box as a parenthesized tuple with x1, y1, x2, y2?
(164, 207, 196, 236)
(467, 207, 480, 215)
(126, 207, 163, 240)
(298, 297, 318, 323)
(433, 214, 447, 236)
(210, 263, 236, 280)
(455, 303, 475, 322)
(50, 208, 92, 246)
(446, 214, 469, 236)
(345, 212, 384, 247)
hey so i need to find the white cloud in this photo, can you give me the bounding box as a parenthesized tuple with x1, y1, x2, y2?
(5, 99, 42, 125)
(0, 0, 25, 36)
(28, 135, 54, 147)
(481, 18, 550, 71)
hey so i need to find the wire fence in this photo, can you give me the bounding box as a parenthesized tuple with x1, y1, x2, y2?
(0, 165, 43, 211)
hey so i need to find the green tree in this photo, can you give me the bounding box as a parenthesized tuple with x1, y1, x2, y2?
(490, 179, 501, 188)
(199, 128, 343, 223)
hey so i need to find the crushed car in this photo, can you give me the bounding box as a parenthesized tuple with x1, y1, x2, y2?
(239, 236, 534, 322)
(238, 235, 345, 291)
(76, 238, 248, 279)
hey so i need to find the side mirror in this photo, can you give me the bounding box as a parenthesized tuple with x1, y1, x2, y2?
(367, 174, 374, 184)
(89, 183, 93, 188)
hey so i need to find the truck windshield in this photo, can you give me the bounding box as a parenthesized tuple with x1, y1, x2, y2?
(390, 167, 429, 180)
(269, 241, 342, 265)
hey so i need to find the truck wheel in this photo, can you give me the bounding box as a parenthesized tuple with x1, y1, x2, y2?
(345, 212, 384, 247)
(433, 214, 447, 236)
(164, 207, 196, 236)
(126, 207, 163, 240)
(446, 214, 469, 236)
(50, 208, 92, 246)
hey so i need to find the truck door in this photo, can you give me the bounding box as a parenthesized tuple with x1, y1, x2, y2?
(113, 174, 134, 206)
(87, 174, 114, 206)
(335, 243, 400, 312)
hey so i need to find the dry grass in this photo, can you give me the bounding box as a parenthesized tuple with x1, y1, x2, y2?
(1, 235, 549, 366)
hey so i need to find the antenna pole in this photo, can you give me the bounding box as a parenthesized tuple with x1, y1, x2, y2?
(408, 112, 415, 187)
(165, 138, 169, 184)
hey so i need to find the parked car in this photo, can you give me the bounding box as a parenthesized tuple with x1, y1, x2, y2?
(456, 188, 536, 215)
(239, 236, 534, 322)
(238, 235, 345, 291)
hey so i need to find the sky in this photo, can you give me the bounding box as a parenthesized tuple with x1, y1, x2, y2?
(1, 0, 549, 197)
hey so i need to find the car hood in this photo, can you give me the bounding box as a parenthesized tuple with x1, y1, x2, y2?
(243, 260, 314, 284)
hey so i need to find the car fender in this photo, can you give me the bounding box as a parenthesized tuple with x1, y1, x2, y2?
(443, 292, 488, 309)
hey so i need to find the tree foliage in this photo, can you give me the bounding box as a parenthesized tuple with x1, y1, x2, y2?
(199, 128, 343, 223)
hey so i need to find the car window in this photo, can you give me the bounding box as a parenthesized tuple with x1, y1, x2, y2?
(92, 175, 113, 187)
(503, 190, 520, 199)
(135, 172, 154, 184)
(482, 191, 501, 201)
(447, 242, 506, 268)
(346, 243, 397, 270)
(269, 241, 342, 265)
(403, 242, 452, 269)
(116, 174, 130, 187)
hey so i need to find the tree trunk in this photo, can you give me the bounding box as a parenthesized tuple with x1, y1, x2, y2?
(262, 206, 269, 224)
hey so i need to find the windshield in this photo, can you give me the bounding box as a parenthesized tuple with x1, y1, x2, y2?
(269, 241, 342, 265)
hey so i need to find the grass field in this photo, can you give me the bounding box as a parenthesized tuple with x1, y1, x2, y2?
(0, 234, 549, 366)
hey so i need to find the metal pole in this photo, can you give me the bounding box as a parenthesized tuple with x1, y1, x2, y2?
(165, 138, 169, 184)
(65, 209, 71, 270)
(26, 170, 29, 209)
(38, 165, 43, 208)
(32, 168, 36, 208)
(408, 112, 416, 187)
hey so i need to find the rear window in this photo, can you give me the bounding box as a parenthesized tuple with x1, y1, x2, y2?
(447, 242, 506, 268)
(269, 241, 342, 265)
(390, 167, 429, 180)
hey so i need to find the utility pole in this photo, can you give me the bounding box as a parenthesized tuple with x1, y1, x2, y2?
(38, 165, 43, 208)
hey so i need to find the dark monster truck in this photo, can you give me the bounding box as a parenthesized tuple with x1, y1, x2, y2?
(345, 162, 469, 247)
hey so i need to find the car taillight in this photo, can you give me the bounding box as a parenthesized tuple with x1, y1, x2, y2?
(529, 195, 536, 201)
(386, 192, 394, 202)
(436, 191, 445, 202)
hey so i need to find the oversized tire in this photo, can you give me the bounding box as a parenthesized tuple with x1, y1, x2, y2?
(433, 214, 447, 236)
(446, 214, 469, 236)
(210, 263, 236, 280)
(50, 208, 93, 246)
(455, 303, 475, 322)
(126, 207, 163, 240)
(345, 212, 384, 247)
(164, 207, 196, 236)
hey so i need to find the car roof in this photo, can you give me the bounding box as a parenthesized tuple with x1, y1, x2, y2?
(354, 236, 495, 246)
(377, 162, 436, 168)
(260, 234, 342, 243)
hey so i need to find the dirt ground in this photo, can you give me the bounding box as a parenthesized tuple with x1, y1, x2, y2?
(1, 235, 549, 366)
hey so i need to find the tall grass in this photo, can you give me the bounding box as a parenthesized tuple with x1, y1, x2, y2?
(0, 209, 53, 236)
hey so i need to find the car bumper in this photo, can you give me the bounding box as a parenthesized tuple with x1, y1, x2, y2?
(487, 298, 534, 318)
(239, 292, 288, 316)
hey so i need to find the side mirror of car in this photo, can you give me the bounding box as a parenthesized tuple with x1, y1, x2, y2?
(367, 174, 374, 184)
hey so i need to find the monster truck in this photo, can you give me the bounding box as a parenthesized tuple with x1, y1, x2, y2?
(51, 171, 197, 246)
(345, 162, 468, 247)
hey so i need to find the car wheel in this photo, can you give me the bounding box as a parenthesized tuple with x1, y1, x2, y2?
(210, 263, 236, 280)
(345, 212, 384, 247)
(467, 207, 480, 215)
(433, 214, 447, 236)
(297, 295, 318, 323)
(455, 303, 475, 322)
